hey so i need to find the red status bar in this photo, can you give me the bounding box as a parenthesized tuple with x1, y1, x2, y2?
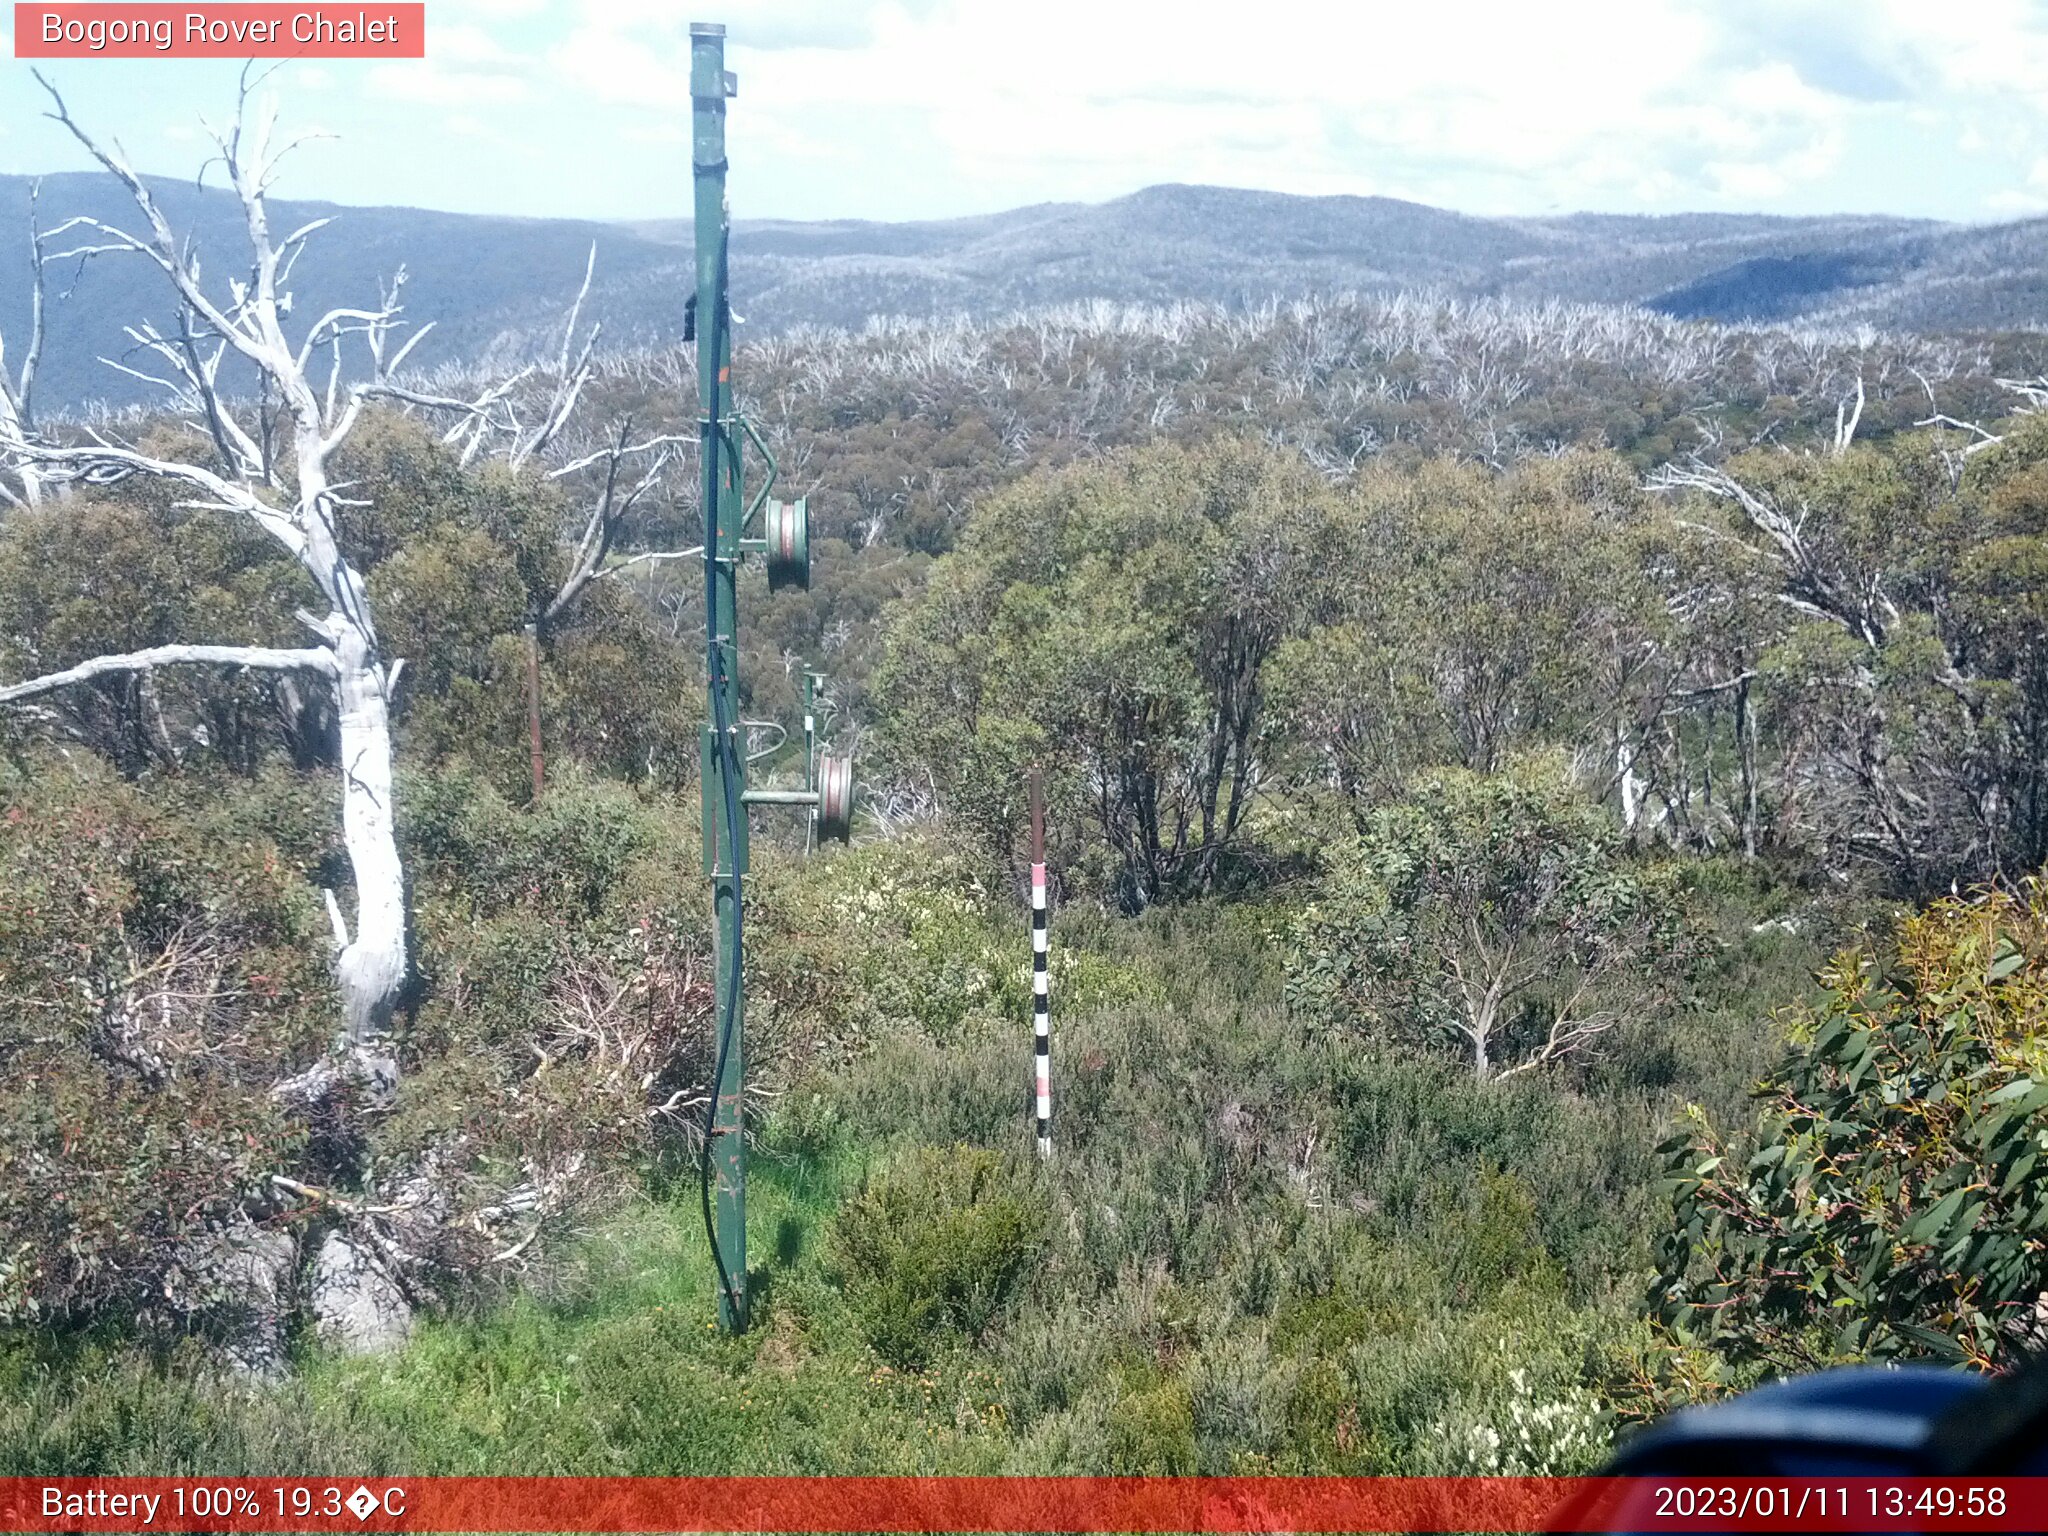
(3, 1477, 2047, 1532)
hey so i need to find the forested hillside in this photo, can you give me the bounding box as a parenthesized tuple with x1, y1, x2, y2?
(12, 138, 2048, 1478)
(11, 170, 2048, 415)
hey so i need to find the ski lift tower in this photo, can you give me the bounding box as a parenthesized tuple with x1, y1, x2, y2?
(690, 20, 855, 1334)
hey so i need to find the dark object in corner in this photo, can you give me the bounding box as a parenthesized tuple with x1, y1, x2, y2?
(1555, 1358, 2048, 1531)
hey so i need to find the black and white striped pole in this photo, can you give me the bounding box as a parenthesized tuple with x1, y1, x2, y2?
(1029, 766, 1051, 1159)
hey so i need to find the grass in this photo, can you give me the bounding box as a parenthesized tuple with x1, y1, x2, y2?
(0, 1151, 1011, 1476)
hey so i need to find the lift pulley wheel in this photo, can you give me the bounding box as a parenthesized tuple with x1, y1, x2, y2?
(816, 753, 854, 844)
(764, 498, 810, 593)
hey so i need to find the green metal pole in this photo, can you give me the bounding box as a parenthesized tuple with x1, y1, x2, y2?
(691, 19, 748, 1334)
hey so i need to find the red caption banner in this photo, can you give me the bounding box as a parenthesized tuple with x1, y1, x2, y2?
(13, 4, 425, 58)
(2, 1478, 2048, 1533)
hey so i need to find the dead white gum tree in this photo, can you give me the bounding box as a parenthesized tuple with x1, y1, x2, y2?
(0, 78, 711, 1358)
(0, 178, 47, 510)
(0, 72, 526, 1098)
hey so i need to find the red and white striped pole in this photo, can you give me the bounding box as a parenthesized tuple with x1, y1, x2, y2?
(1029, 766, 1051, 1160)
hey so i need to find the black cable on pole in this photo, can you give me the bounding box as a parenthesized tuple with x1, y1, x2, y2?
(697, 225, 745, 1324)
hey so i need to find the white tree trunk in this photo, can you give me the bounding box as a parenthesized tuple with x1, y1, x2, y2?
(1616, 728, 1643, 833)
(290, 380, 408, 1079)
(0, 380, 39, 510)
(333, 624, 405, 1086)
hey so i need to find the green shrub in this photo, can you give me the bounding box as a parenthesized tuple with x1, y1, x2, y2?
(1656, 880, 2048, 1372)
(0, 762, 326, 1328)
(1321, 1051, 1646, 1299)
(1280, 1354, 1369, 1471)
(399, 765, 669, 921)
(1437, 1165, 1549, 1302)
(1286, 755, 1694, 1081)
(832, 1145, 1043, 1367)
(755, 835, 1016, 1060)
(1105, 1366, 1198, 1475)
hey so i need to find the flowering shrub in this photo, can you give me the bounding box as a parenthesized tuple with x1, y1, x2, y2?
(1424, 1356, 1608, 1475)
(756, 834, 1150, 1063)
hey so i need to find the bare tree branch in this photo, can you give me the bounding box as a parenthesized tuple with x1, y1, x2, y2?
(510, 243, 600, 470)
(539, 420, 690, 627)
(591, 546, 705, 583)
(0, 644, 336, 704)
(1650, 457, 1897, 648)
(9, 439, 308, 554)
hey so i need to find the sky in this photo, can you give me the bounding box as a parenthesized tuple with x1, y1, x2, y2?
(2, 0, 2048, 226)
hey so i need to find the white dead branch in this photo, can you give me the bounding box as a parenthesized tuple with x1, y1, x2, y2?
(540, 419, 692, 627)
(0, 179, 48, 509)
(0, 643, 335, 704)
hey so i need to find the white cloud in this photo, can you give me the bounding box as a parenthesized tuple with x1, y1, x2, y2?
(620, 122, 688, 146)
(1995, 157, 2048, 211)
(15, 0, 2048, 224)
(546, 0, 1874, 215)
(552, 23, 684, 111)
(433, 22, 529, 69)
(368, 59, 530, 107)
(365, 20, 533, 108)
(435, 0, 550, 14)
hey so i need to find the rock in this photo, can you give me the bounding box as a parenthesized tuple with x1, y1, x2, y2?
(309, 1230, 413, 1355)
(171, 1222, 298, 1379)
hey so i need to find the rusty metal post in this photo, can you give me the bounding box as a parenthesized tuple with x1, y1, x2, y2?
(524, 624, 545, 803)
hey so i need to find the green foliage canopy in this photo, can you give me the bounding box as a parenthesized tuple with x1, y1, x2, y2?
(1656, 880, 2048, 1373)
(874, 437, 1346, 908)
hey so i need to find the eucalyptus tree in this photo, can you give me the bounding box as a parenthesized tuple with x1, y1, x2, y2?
(1285, 756, 1692, 1081)
(874, 437, 1346, 908)
(1648, 428, 2042, 890)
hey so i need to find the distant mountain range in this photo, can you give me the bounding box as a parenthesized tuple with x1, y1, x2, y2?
(6, 173, 2048, 414)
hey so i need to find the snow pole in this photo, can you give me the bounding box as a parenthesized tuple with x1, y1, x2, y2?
(1029, 765, 1051, 1159)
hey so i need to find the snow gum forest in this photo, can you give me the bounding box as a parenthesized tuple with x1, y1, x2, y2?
(11, 84, 2048, 1477)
